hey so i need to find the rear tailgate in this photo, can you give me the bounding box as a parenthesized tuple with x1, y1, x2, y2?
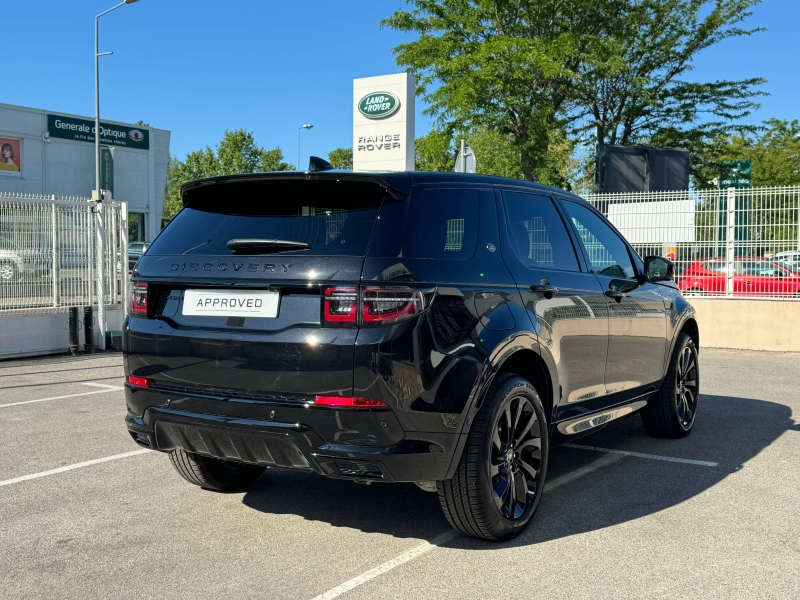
(125, 178, 392, 400)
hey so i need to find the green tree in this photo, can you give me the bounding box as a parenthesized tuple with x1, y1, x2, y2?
(578, 0, 766, 154)
(415, 130, 455, 171)
(327, 147, 353, 169)
(162, 129, 292, 220)
(384, 0, 625, 183)
(686, 119, 800, 189)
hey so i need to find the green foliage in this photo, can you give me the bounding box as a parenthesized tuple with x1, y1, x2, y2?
(327, 147, 353, 170)
(415, 130, 455, 171)
(135, 120, 150, 127)
(673, 119, 800, 189)
(464, 129, 522, 180)
(384, 0, 767, 188)
(383, 0, 630, 181)
(578, 0, 766, 151)
(162, 129, 292, 220)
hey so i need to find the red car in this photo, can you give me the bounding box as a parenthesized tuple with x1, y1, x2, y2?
(678, 258, 800, 297)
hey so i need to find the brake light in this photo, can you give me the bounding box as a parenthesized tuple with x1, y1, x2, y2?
(323, 287, 357, 323)
(362, 287, 423, 324)
(126, 375, 152, 387)
(314, 395, 388, 408)
(129, 281, 148, 317)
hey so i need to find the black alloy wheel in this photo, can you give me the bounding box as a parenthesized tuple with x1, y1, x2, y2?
(169, 449, 266, 491)
(641, 333, 699, 438)
(437, 373, 548, 541)
(675, 344, 698, 429)
(490, 395, 543, 520)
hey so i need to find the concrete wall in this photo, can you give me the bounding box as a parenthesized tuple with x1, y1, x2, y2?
(0, 102, 170, 242)
(690, 298, 800, 352)
(0, 308, 123, 359)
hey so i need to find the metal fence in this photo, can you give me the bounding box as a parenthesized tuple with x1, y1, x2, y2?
(584, 186, 800, 299)
(0, 192, 127, 315)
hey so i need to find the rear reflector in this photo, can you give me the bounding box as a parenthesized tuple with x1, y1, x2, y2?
(126, 375, 152, 388)
(314, 395, 388, 408)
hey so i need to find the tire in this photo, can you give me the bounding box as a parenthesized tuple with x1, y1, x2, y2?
(169, 449, 266, 491)
(0, 262, 18, 282)
(437, 373, 548, 541)
(686, 288, 705, 297)
(641, 333, 699, 438)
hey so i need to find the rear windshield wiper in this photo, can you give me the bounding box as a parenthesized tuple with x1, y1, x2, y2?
(226, 238, 310, 254)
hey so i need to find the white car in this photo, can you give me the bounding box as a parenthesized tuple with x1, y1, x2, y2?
(771, 251, 800, 270)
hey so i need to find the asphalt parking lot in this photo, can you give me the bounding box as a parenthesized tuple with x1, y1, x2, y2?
(1, 349, 799, 599)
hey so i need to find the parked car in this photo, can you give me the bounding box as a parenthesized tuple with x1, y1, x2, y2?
(129, 242, 150, 254)
(0, 235, 44, 281)
(771, 250, 800, 270)
(678, 257, 800, 297)
(126, 243, 149, 273)
(124, 168, 699, 541)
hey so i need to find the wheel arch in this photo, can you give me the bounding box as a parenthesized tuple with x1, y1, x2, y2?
(494, 349, 554, 426)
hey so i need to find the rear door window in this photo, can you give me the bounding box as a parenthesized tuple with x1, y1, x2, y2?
(401, 188, 479, 260)
(147, 180, 386, 256)
(503, 192, 579, 272)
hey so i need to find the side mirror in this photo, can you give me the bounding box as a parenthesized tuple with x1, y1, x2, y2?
(644, 255, 675, 283)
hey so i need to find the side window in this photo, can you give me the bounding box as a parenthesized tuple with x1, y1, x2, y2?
(562, 200, 635, 279)
(503, 192, 579, 271)
(702, 261, 726, 274)
(402, 188, 479, 260)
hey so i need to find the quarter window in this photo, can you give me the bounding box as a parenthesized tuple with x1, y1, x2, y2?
(562, 201, 635, 279)
(503, 192, 579, 272)
(402, 188, 479, 260)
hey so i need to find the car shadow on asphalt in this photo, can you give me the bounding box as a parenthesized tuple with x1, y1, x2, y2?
(241, 394, 793, 545)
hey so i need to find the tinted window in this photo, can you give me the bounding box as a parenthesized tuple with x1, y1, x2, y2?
(702, 261, 727, 274)
(742, 260, 780, 277)
(147, 180, 385, 256)
(562, 201, 635, 278)
(503, 192, 579, 271)
(402, 188, 479, 260)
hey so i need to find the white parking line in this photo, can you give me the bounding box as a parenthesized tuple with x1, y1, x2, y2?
(81, 382, 125, 390)
(0, 449, 151, 488)
(564, 443, 718, 467)
(0, 385, 123, 409)
(307, 452, 624, 600)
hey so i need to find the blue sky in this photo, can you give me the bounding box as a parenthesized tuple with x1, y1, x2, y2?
(4, 1, 798, 165)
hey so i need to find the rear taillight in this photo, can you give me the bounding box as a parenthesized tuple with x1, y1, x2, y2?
(322, 286, 424, 326)
(323, 287, 357, 323)
(314, 395, 388, 408)
(126, 375, 152, 387)
(129, 281, 148, 317)
(362, 287, 423, 324)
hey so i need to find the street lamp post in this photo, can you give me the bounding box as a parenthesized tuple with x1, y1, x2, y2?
(297, 124, 313, 171)
(94, 0, 140, 351)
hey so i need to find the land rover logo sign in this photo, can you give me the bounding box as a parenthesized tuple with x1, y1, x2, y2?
(358, 92, 400, 120)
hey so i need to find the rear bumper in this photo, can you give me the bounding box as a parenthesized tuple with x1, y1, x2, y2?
(125, 385, 459, 483)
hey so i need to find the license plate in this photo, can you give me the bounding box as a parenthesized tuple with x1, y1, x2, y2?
(182, 290, 279, 318)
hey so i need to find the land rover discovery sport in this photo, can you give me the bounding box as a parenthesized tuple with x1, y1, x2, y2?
(124, 168, 699, 541)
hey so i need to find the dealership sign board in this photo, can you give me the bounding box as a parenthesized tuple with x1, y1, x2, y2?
(47, 114, 150, 150)
(353, 73, 415, 171)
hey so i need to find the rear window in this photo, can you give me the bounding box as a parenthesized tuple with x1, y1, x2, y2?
(148, 180, 386, 256)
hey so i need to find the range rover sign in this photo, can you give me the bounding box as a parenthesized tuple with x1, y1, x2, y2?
(358, 92, 400, 120)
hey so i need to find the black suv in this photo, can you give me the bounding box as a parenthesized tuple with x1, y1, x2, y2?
(124, 169, 699, 541)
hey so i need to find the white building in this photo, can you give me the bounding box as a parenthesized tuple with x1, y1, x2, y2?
(0, 102, 170, 243)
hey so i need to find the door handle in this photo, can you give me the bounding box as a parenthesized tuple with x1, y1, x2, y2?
(530, 279, 559, 297)
(605, 290, 626, 302)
